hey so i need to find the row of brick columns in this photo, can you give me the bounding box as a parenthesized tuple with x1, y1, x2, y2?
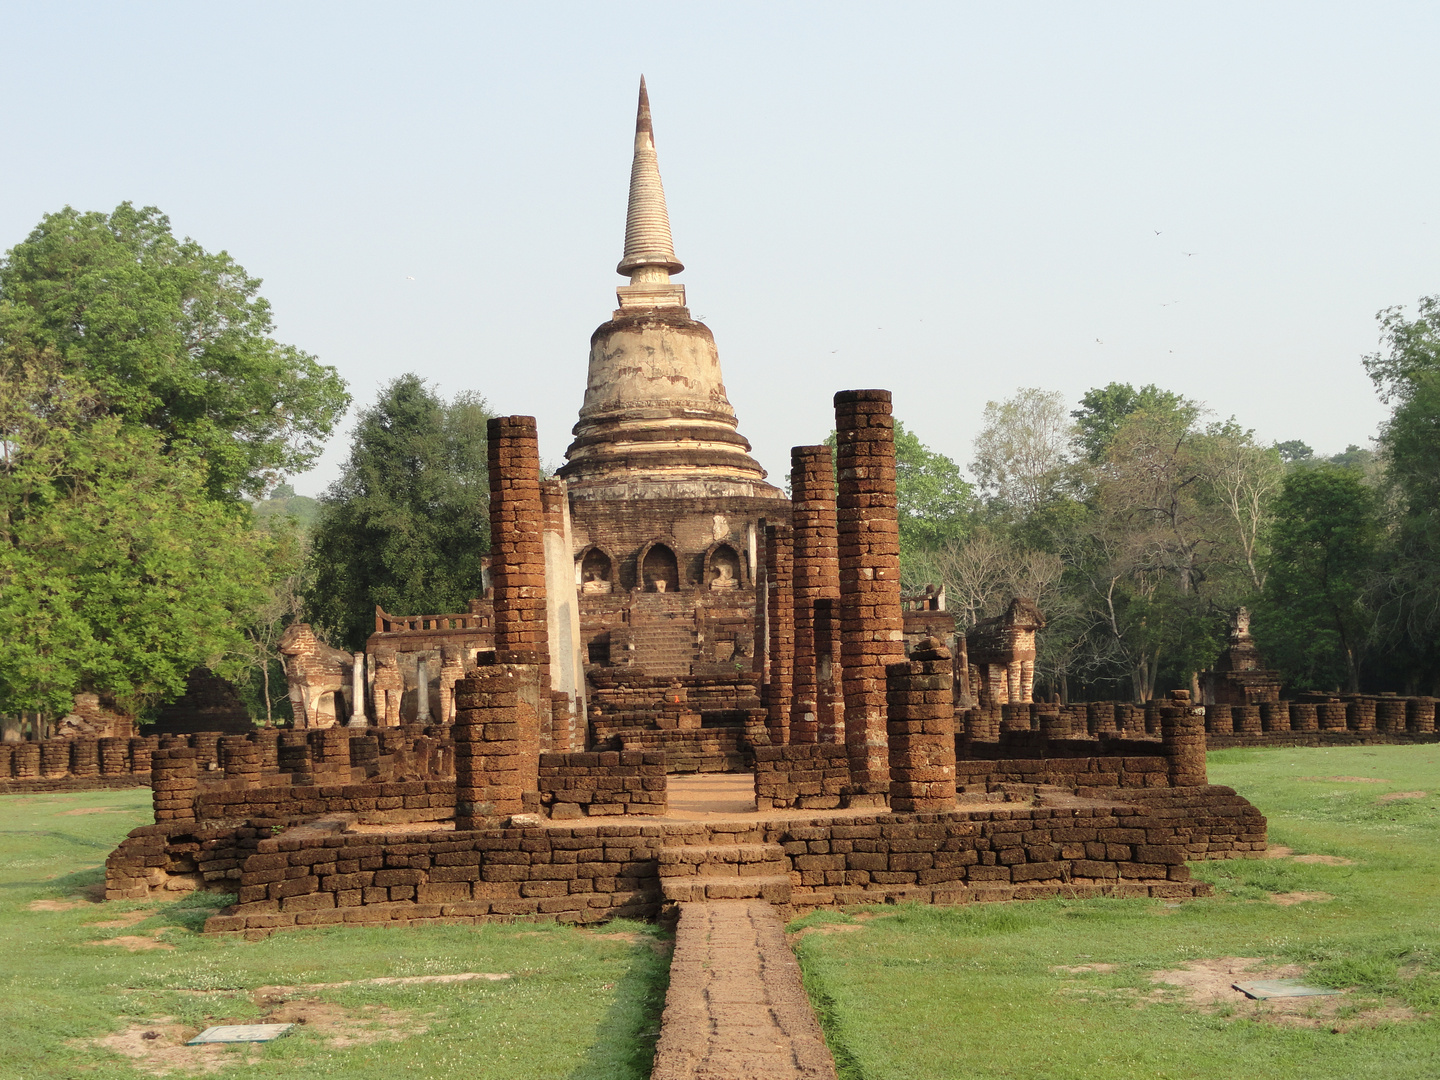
(758, 390, 947, 808)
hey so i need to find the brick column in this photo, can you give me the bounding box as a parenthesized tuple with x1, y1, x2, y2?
(1162, 692, 1208, 786)
(454, 665, 525, 825)
(70, 738, 100, 778)
(1290, 702, 1319, 732)
(488, 415, 550, 766)
(220, 735, 262, 786)
(1409, 697, 1436, 733)
(764, 522, 795, 746)
(40, 738, 70, 778)
(790, 445, 842, 745)
(834, 389, 903, 805)
(885, 637, 957, 812)
(151, 746, 197, 822)
(13, 742, 39, 779)
(99, 737, 128, 776)
(1318, 701, 1348, 731)
(813, 599, 843, 744)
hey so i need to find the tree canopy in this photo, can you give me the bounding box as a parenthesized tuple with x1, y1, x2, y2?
(305, 375, 493, 651)
(0, 203, 349, 500)
(0, 205, 341, 716)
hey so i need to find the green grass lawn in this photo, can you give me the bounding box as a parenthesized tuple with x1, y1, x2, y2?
(0, 787, 668, 1079)
(794, 745, 1440, 1080)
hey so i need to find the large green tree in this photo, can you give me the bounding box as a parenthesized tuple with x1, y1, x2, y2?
(1071, 381, 1199, 463)
(0, 203, 349, 500)
(0, 205, 344, 716)
(1256, 465, 1380, 693)
(305, 375, 493, 650)
(0, 356, 270, 714)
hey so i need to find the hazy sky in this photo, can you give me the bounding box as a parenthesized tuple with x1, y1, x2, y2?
(4, 3, 1437, 495)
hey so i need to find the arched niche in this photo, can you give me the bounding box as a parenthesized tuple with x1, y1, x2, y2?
(575, 545, 614, 595)
(702, 540, 745, 590)
(637, 539, 681, 593)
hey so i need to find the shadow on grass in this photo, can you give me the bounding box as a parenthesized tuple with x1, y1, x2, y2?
(0, 864, 107, 896)
(152, 890, 238, 933)
(565, 925, 673, 1080)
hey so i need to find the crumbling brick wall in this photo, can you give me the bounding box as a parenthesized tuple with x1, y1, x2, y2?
(538, 750, 667, 818)
(753, 744, 849, 809)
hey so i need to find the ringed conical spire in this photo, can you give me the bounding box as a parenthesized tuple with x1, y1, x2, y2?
(617, 76, 684, 280)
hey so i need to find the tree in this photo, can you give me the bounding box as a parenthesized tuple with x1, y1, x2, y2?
(826, 419, 974, 562)
(235, 515, 307, 725)
(1072, 382, 1199, 463)
(1364, 295, 1440, 405)
(305, 375, 494, 651)
(1257, 466, 1380, 692)
(0, 353, 269, 714)
(0, 203, 349, 500)
(970, 388, 1073, 517)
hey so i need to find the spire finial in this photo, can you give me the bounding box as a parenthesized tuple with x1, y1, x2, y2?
(617, 75, 684, 281)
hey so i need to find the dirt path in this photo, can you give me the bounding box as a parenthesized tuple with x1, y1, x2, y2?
(651, 900, 837, 1080)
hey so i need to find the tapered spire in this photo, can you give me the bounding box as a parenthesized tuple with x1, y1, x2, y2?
(617, 76, 684, 280)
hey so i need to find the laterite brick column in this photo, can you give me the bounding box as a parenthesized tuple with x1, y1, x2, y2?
(151, 747, 197, 822)
(790, 445, 842, 745)
(1162, 692, 1208, 787)
(765, 522, 795, 746)
(834, 389, 902, 806)
(1409, 698, 1436, 733)
(220, 736, 262, 786)
(40, 739, 67, 778)
(454, 665, 525, 826)
(884, 637, 957, 812)
(488, 415, 549, 777)
(99, 737, 128, 776)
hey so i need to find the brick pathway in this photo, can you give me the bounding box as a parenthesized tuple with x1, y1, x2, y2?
(651, 900, 838, 1080)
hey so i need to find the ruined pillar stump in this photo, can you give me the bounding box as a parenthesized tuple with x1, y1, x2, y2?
(151, 747, 197, 822)
(834, 390, 903, 806)
(1162, 692, 1208, 787)
(885, 638, 957, 812)
(454, 665, 530, 825)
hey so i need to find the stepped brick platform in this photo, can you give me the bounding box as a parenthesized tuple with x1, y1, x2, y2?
(173, 772, 1254, 936)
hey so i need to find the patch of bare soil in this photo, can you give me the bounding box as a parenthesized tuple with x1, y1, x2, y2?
(1148, 957, 1420, 1030)
(1378, 790, 1427, 803)
(1268, 891, 1334, 905)
(93, 1020, 257, 1076)
(261, 997, 424, 1048)
(28, 898, 97, 911)
(1052, 962, 1119, 973)
(1262, 845, 1356, 866)
(59, 806, 134, 816)
(252, 972, 510, 1000)
(88, 909, 157, 929)
(1300, 775, 1389, 783)
(87, 934, 174, 952)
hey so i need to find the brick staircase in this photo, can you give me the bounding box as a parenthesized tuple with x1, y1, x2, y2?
(658, 823, 792, 904)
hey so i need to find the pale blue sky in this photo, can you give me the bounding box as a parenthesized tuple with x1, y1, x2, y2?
(3, 2, 1436, 494)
